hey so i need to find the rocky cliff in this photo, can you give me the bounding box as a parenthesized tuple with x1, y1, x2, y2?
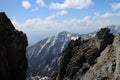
(0, 12, 28, 80)
(49, 28, 120, 80)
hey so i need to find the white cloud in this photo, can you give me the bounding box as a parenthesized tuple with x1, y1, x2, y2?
(46, 10, 68, 20)
(22, 1, 31, 9)
(36, 0, 46, 7)
(12, 16, 93, 44)
(57, 10, 68, 15)
(12, 12, 120, 45)
(45, 14, 57, 20)
(101, 12, 113, 18)
(111, 3, 120, 10)
(81, 16, 91, 24)
(12, 15, 109, 38)
(93, 12, 100, 19)
(49, 0, 93, 9)
(94, 12, 120, 19)
(12, 16, 92, 35)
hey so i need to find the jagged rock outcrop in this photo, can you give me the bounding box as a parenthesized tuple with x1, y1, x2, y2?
(0, 12, 28, 80)
(80, 31, 120, 80)
(50, 28, 115, 80)
(80, 45, 116, 80)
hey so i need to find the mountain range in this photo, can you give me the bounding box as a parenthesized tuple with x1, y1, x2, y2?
(26, 25, 120, 80)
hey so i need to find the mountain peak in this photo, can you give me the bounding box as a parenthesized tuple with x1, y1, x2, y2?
(0, 12, 15, 30)
(58, 31, 72, 35)
(0, 12, 8, 20)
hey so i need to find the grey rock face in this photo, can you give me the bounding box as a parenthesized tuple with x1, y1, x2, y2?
(50, 28, 115, 80)
(81, 45, 116, 80)
(0, 12, 28, 80)
(114, 35, 120, 79)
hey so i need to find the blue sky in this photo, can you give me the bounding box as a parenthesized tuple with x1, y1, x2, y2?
(0, 0, 120, 45)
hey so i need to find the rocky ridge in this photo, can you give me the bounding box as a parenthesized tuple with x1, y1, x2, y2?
(50, 28, 120, 80)
(0, 12, 28, 80)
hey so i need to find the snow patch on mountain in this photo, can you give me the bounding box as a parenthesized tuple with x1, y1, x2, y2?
(71, 36, 79, 40)
(47, 36, 58, 53)
(36, 38, 52, 57)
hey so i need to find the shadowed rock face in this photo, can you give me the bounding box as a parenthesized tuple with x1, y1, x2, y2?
(0, 12, 28, 80)
(50, 28, 115, 80)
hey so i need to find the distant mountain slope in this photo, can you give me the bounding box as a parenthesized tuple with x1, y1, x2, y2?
(107, 25, 120, 35)
(26, 31, 81, 79)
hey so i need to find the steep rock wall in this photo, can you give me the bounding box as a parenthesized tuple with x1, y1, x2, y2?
(0, 12, 28, 80)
